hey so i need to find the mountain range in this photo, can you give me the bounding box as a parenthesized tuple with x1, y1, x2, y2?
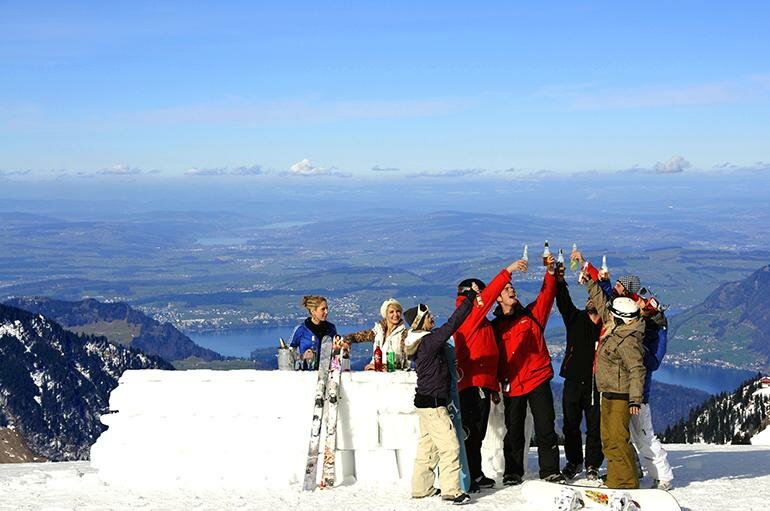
(0, 303, 172, 461)
(670, 265, 770, 371)
(663, 375, 769, 444)
(4, 297, 223, 364)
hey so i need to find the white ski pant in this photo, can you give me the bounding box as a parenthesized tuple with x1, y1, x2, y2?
(412, 407, 462, 498)
(629, 403, 674, 482)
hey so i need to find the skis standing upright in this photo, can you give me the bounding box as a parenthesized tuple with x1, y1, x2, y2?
(320, 346, 342, 489)
(302, 335, 335, 491)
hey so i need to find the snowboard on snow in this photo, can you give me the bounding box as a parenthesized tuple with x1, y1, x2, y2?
(302, 335, 335, 491)
(521, 480, 681, 511)
(445, 338, 471, 493)
(320, 345, 342, 489)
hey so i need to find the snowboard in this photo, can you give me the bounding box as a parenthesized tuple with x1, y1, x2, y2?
(521, 480, 681, 511)
(302, 335, 335, 491)
(320, 345, 342, 489)
(444, 338, 471, 492)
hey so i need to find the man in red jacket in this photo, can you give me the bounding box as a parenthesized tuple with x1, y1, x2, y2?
(454, 258, 527, 492)
(492, 254, 565, 485)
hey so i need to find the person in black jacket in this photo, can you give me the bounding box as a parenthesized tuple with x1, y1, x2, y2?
(404, 297, 474, 506)
(555, 275, 604, 481)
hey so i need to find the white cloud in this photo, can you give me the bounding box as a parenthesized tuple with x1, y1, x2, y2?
(0, 169, 32, 177)
(290, 159, 323, 175)
(184, 167, 227, 176)
(713, 161, 770, 173)
(99, 164, 142, 175)
(371, 165, 400, 172)
(406, 168, 486, 178)
(654, 155, 691, 174)
(288, 159, 349, 177)
(230, 165, 264, 176)
(185, 164, 264, 177)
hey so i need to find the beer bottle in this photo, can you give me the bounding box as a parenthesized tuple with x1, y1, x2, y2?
(386, 350, 396, 372)
(557, 249, 565, 277)
(570, 243, 579, 271)
(601, 255, 608, 273)
(522, 244, 529, 262)
(374, 344, 383, 372)
(542, 240, 551, 266)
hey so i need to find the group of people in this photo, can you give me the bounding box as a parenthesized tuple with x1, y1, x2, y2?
(289, 249, 673, 505)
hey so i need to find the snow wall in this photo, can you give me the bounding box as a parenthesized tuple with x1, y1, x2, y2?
(90, 369, 532, 489)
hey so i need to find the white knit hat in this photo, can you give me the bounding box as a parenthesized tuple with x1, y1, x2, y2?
(380, 298, 402, 318)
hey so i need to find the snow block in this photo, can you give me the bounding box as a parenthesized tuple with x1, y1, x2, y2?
(90, 369, 514, 489)
(379, 414, 419, 450)
(354, 450, 400, 483)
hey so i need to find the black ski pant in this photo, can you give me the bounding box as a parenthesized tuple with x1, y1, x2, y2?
(562, 378, 604, 470)
(459, 386, 492, 481)
(503, 378, 560, 479)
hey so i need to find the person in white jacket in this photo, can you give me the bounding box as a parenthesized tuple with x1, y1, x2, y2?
(343, 298, 408, 370)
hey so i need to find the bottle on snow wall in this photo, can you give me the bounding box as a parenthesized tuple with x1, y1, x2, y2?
(374, 344, 384, 372)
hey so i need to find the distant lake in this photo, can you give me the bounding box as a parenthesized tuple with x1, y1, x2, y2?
(190, 327, 756, 396)
(550, 358, 754, 396)
(187, 324, 367, 357)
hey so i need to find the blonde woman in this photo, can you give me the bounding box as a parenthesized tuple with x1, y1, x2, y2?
(290, 295, 338, 370)
(344, 298, 407, 370)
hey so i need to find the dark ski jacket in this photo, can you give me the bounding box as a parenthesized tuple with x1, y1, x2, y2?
(405, 297, 473, 406)
(289, 318, 337, 356)
(642, 312, 668, 402)
(556, 280, 602, 386)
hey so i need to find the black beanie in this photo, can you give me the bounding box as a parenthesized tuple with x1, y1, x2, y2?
(457, 278, 486, 297)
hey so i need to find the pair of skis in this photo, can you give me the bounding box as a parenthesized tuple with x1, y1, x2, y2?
(302, 335, 342, 491)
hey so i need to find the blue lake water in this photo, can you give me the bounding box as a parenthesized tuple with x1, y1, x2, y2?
(189, 326, 756, 396)
(188, 324, 367, 357)
(550, 359, 754, 396)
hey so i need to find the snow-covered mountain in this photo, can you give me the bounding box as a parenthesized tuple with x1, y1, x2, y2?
(663, 374, 770, 444)
(0, 303, 172, 461)
(4, 296, 223, 363)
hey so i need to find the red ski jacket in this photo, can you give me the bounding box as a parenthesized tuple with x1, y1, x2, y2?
(493, 272, 557, 397)
(454, 269, 512, 392)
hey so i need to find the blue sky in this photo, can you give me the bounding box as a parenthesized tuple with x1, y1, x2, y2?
(1, 1, 769, 179)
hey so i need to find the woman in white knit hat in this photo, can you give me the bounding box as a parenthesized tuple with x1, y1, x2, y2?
(343, 298, 408, 370)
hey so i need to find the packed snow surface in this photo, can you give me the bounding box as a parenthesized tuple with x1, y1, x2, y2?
(3, 369, 769, 509)
(2, 444, 770, 510)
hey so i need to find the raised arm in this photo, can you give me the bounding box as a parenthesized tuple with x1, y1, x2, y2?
(555, 280, 580, 326)
(586, 278, 611, 325)
(528, 269, 558, 329)
(343, 328, 375, 344)
(459, 267, 514, 334)
(420, 297, 474, 356)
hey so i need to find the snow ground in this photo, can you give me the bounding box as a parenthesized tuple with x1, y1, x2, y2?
(2, 444, 769, 511)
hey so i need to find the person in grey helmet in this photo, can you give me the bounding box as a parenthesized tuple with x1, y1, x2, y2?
(582, 268, 646, 490)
